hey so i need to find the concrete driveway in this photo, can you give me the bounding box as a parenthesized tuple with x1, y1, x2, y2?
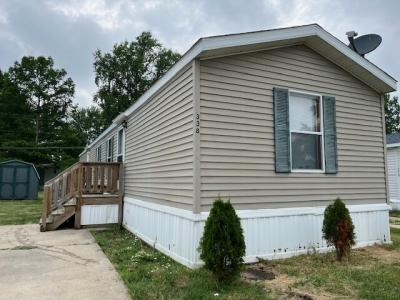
(0, 224, 130, 300)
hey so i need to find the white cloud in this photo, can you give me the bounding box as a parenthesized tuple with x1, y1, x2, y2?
(75, 85, 96, 107)
(0, 0, 398, 106)
(46, 0, 130, 30)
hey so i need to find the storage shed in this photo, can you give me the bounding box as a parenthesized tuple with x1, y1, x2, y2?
(0, 160, 40, 200)
(387, 133, 400, 210)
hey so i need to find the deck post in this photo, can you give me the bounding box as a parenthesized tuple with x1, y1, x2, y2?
(118, 163, 124, 226)
(40, 186, 50, 232)
(74, 164, 83, 229)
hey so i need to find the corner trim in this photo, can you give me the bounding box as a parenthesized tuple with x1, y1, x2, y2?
(192, 59, 201, 213)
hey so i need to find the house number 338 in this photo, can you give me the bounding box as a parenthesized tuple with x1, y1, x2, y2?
(195, 114, 200, 134)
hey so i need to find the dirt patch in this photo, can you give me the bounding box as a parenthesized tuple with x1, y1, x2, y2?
(362, 244, 400, 263)
(242, 245, 400, 299)
(242, 265, 276, 281)
(263, 274, 322, 300)
(265, 273, 297, 291)
(264, 274, 337, 300)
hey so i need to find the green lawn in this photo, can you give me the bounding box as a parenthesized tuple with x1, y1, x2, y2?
(0, 191, 42, 225)
(92, 227, 268, 299)
(93, 227, 400, 300)
(390, 210, 400, 218)
(391, 227, 400, 249)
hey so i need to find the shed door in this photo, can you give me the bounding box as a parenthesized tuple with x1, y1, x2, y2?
(0, 165, 30, 199)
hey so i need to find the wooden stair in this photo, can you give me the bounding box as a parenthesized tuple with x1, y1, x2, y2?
(44, 202, 76, 231)
(40, 162, 123, 232)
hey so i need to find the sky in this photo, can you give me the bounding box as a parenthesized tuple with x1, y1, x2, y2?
(0, 0, 399, 107)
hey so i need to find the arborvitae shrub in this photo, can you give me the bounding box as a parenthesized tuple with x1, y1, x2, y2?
(322, 198, 356, 261)
(199, 198, 246, 281)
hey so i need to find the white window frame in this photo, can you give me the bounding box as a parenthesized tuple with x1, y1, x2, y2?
(117, 127, 125, 162)
(289, 89, 325, 173)
(107, 138, 113, 162)
(96, 146, 102, 162)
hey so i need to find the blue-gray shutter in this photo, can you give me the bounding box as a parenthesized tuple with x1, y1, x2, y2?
(273, 87, 290, 173)
(323, 96, 338, 174)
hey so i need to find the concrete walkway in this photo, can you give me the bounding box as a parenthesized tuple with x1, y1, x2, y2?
(0, 224, 130, 300)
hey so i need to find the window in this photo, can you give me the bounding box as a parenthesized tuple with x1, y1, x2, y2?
(117, 129, 124, 162)
(107, 138, 114, 162)
(289, 91, 324, 171)
(96, 146, 102, 162)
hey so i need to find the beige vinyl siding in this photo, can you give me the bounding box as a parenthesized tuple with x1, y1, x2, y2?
(79, 152, 87, 162)
(88, 131, 118, 162)
(199, 45, 386, 211)
(124, 65, 194, 210)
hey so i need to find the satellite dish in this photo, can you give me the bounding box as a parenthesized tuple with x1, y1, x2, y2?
(346, 31, 382, 57)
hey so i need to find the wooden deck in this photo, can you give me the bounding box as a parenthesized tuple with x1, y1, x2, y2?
(40, 162, 124, 231)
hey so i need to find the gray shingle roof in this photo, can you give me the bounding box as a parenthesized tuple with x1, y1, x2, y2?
(386, 133, 400, 144)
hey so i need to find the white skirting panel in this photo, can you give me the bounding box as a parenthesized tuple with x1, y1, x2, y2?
(123, 197, 391, 268)
(81, 204, 119, 225)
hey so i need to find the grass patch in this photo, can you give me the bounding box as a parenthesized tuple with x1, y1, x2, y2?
(390, 210, 400, 218)
(92, 227, 268, 300)
(0, 191, 42, 225)
(93, 227, 400, 300)
(391, 227, 400, 250)
(264, 227, 400, 299)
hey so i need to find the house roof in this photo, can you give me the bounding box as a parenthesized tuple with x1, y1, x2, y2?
(387, 133, 400, 148)
(0, 159, 40, 179)
(83, 24, 397, 154)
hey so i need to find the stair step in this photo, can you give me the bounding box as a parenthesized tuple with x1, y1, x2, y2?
(40, 215, 54, 224)
(51, 207, 65, 216)
(46, 206, 76, 231)
(64, 198, 77, 206)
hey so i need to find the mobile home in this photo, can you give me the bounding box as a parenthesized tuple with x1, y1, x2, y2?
(79, 24, 396, 267)
(386, 133, 400, 210)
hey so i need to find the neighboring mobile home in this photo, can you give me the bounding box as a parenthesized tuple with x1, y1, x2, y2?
(79, 24, 397, 267)
(386, 133, 400, 210)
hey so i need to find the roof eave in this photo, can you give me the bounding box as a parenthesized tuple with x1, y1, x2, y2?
(84, 24, 396, 151)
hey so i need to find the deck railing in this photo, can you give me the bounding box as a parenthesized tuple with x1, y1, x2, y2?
(41, 162, 123, 225)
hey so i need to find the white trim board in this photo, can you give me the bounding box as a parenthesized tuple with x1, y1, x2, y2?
(124, 197, 390, 220)
(123, 197, 391, 268)
(387, 143, 400, 148)
(85, 24, 397, 151)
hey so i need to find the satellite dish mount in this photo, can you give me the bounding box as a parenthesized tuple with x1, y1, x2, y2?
(346, 31, 382, 57)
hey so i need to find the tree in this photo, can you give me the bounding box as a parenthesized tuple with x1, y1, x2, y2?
(4, 56, 80, 171)
(70, 106, 106, 145)
(93, 32, 181, 125)
(384, 94, 400, 134)
(322, 198, 356, 261)
(0, 71, 36, 161)
(199, 198, 246, 281)
(7, 56, 75, 146)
